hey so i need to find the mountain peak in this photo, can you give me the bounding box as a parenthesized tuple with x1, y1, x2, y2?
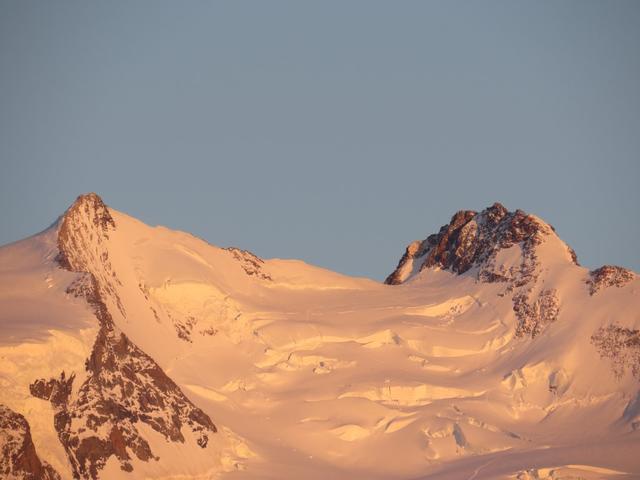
(56, 193, 115, 272)
(385, 203, 576, 285)
(74, 192, 103, 203)
(65, 192, 114, 228)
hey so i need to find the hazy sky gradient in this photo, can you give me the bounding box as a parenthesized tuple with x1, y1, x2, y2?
(1, 1, 639, 279)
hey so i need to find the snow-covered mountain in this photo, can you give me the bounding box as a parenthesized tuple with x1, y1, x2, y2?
(1, 193, 638, 480)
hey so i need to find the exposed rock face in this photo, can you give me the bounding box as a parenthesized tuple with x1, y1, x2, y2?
(29, 372, 74, 408)
(587, 266, 635, 296)
(384, 240, 428, 287)
(385, 203, 554, 286)
(512, 289, 560, 338)
(57, 193, 124, 318)
(591, 324, 640, 379)
(0, 404, 61, 480)
(56, 193, 116, 274)
(225, 247, 273, 281)
(40, 193, 217, 480)
(31, 315, 217, 479)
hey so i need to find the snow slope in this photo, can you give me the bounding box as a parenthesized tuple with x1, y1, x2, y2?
(1, 194, 639, 480)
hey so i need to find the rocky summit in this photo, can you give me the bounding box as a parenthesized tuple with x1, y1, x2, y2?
(385, 202, 578, 285)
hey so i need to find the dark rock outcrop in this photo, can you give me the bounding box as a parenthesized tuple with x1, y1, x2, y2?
(512, 289, 560, 338)
(591, 324, 640, 379)
(31, 314, 217, 479)
(30, 372, 74, 408)
(0, 404, 61, 480)
(224, 247, 273, 281)
(587, 266, 635, 296)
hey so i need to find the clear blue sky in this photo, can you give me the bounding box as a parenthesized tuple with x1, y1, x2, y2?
(1, 1, 638, 279)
